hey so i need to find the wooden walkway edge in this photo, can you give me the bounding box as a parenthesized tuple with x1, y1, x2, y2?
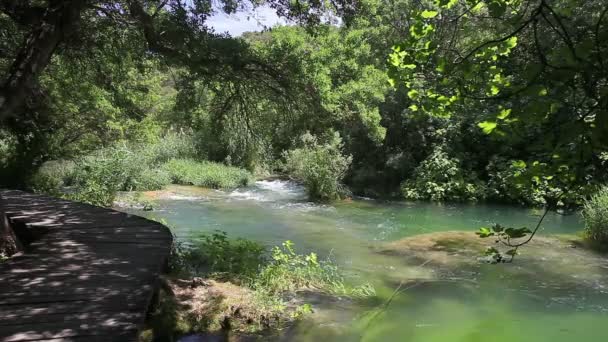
(0, 190, 173, 342)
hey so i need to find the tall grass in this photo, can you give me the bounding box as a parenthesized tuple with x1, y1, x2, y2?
(27, 133, 252, 206)
(582, 186, 608, 245)
(162, 159, 252, 189)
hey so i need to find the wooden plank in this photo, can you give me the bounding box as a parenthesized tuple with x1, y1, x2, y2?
(0, 189, 172, 341)
(0, 321, 139, 342)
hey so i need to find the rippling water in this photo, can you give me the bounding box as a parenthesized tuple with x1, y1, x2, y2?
(123, 181, 608, 341)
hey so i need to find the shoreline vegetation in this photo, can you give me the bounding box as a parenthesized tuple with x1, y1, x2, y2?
(2, 1, 607, 340)
(139, 231, 375, 341)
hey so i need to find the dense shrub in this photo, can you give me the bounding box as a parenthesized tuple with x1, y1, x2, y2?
(28, 160, 76, 196)
(24, 133, 253, 205)
(485, 157, 569, 206)
(401, 147, 485, 202)
(162, 158, 252, 189)
(582, 186, 608, 245)
(143, 132, 199, 165)
(67, 148, 141, 206)
(181, 231, 266, 281)
(283, 132, 352, 202)
(132, 168, 172, 191)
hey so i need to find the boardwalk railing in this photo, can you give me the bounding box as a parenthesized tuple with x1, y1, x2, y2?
(0, 190, 173, 341)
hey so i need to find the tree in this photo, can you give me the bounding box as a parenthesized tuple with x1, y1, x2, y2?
(0, 0, 361, 123)
(388, 0, 608, 259)
(388, 0, 608, 207)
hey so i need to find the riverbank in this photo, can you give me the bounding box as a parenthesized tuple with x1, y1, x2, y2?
(120, 181, 608, 342)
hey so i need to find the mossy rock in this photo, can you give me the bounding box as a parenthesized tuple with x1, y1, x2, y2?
(378, 231, 608, 290)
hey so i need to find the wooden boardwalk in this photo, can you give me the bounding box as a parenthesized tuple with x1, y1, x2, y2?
(0, 190, 173, 341)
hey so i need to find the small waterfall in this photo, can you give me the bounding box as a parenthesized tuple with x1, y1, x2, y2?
(228, 179, 307, 202)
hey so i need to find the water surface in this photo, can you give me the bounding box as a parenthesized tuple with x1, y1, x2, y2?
(123, 181, 608, 341)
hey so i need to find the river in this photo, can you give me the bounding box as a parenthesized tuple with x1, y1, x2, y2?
(123, 180, 608, 341)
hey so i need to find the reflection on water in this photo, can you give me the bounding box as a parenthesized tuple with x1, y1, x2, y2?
(123, 180, 608, 342)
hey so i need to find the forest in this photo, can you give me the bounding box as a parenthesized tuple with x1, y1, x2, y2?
(1, 0, 608, 341)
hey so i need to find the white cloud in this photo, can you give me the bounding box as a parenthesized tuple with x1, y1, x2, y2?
(206, 5, 289, 36)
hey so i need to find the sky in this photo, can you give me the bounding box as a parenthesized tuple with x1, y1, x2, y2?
(206, 5, 289, 36)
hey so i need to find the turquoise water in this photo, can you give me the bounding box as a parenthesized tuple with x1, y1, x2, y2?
(123, 181, 608, 341)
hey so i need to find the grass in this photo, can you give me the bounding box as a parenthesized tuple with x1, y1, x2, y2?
(582, 186, 608, 246)
(162, 158, 253, 189)
(27, 134, 253, 206)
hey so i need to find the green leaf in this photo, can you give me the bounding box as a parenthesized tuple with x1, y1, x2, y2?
(505, 36, 518, 49)
(435, 0, 458, 9)
(421, 10, 439, 19)
(407, 89, 419, 99)
(497, 108, 511, 120)
(476, 227, 495, 238)
(512, 160, 526, 168)
(478, 121, 497, 134)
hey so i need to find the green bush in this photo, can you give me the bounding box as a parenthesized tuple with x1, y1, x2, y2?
(143, 132, 199, 165)
(24, 134, 205, 205)
(401, 147, 485, 202)
(283, 132, 352, 202)
(485, 157, 568, 206)
(171, 232, 374, 299)
(162, 158, 252, 189)
(254, 240, 375, 298)
(29, 160, 76, 196)
(67, 148, 140, 206)
(182, 231, 266, 281)
(132, 168, 172, 191)
(582, 186, 608, 245)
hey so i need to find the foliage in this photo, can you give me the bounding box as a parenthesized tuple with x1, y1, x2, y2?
(3, 0, 607, 209)
(283, 132, 352, 202)
(67, 147, 142, 206)
(582, 186, 608, 246)
(28, 160, 76, 197)
(26, 134, 249, 205)
(161, 232, 374, 337)
(182, 231, 266, 282)
(162, 159, 252, 189)
(254, 240, 375, 298)
(170, 233, 375, 299)
(476, 223, 534, 263)
(388, 0, 607, 206)
(401, 147, 485, 202)
(132, 168, 172, 192)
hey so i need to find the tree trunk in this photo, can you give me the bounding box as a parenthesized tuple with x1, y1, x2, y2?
(0, 1, 84, 122)
(0, 196, 22, 257)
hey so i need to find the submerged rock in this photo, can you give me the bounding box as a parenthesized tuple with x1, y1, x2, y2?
(378, 231, 608, 292)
